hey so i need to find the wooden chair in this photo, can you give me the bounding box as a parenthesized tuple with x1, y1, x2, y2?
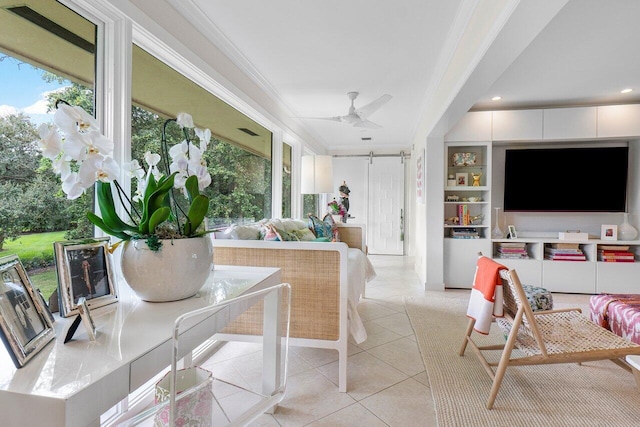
(460, 266, 640, 409)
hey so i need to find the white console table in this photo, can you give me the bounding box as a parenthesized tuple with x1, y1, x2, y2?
(0, 265, 281, 427)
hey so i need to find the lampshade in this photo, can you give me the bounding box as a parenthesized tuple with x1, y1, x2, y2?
(301, 155, 333, 194)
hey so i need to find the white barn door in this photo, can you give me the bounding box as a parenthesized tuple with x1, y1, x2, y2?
(368, 157, 405, 255)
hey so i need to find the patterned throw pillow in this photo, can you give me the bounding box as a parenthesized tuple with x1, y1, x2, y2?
(308, 214, 333, 239)
(274, 226, 299, 241)
(261, 224, 280, 241)
(322, 213, 340, 242)
(291, 227, 316, 241)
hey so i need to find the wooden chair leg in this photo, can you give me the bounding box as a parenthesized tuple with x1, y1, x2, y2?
(459, 318, 475, 356)
(486, 310, 523, 409)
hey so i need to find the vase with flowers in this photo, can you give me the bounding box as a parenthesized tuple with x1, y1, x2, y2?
(327, 199, 347, 223)
(38, 102, 214, 301)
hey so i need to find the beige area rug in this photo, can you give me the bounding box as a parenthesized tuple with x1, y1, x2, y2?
(404, 292, 640, 427)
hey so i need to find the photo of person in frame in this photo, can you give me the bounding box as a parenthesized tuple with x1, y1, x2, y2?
(0, 269, 45, 346)
(67, 246, 109, 304)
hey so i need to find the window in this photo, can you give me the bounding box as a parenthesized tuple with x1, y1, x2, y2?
(130, 45, 273, 228)
(0, 0, 97, 301)
(282, 142, 292, 218)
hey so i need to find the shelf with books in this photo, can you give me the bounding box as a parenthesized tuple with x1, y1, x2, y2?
(596, 244, 636, 263)
(544, 242, 587, 261)
(489, 238, 640, 293)
(494, 241, 530, 260)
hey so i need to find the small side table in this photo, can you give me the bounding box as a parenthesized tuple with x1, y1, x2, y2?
(626, 355, 640, 390)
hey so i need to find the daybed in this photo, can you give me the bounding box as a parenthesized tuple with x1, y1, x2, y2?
(210, 220, 375, 392)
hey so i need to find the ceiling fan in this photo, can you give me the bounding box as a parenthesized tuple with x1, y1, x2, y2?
(304, 92, 392, 129)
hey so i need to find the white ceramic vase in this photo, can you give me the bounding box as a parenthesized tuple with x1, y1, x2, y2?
(619, 212, 638, 241)
(121, 237, 213, 302)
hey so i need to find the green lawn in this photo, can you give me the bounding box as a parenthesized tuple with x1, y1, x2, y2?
(2, 231, 66, 301)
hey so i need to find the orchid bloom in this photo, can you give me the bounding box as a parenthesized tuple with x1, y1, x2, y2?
(53, 103, 99, 134)
(195, 127, 210, 151)
(176, 112, 194, 129)
(37, 123, 62, 159)
(61, 172, 85, 200)
(123, 159, 145, 180)
(78, 152, 120, 185)
(144, 151, 162, 180)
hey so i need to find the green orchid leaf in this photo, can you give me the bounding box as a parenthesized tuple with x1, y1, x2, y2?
(95, 182, 138, 233)
(148, 206, 171, 234)
(184, 175, 199, 204)
(87, 212, 131, 240)
(140, 173, 176, 233)
(183, 194, 209, 236)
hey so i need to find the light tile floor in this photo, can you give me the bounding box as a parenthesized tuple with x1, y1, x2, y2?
(201, 255, 592, 426)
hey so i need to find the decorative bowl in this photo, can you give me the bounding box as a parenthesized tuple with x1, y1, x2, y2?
(451, 152, 477, 166)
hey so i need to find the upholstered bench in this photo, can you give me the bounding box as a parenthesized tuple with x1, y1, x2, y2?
(590, 294, 640, 345)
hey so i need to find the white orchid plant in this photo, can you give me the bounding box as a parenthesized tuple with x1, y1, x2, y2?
(37, 101, 212, 251)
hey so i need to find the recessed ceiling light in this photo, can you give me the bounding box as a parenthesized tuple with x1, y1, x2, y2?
(491, 96, 502, 101)
(621, 88, 633, 94)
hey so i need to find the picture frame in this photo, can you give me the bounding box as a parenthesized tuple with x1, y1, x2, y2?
(601, 224, 618, 241)
(416, 149, 425, 204)
(54, 237, 118, 318)
(0, 255, 56, 368)
(455, 172, 468, 187)
(507, 225, 518, 239)
(77, 297, 97, 341)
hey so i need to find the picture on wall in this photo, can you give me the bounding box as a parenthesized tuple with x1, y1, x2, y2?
(416, 149, 425, 204)
(0, 255, 56, 368)
(54, 237, 118, 318)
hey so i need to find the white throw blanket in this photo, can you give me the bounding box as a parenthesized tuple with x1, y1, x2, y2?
(347, 248, 376, 343)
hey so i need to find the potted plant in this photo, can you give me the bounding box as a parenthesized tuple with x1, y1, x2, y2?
(38, 102, 214, 301)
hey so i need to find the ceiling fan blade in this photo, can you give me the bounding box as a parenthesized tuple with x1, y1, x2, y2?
(354, 119, 382, 129)
(356, 94, 392, 120)
(299, 116, 343, 123)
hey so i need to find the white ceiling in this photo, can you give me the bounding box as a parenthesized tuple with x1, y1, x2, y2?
(175, 0, 640, 152)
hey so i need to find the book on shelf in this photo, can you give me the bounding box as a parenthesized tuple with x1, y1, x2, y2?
(598, 250, 633, 255)
(450, 227, 479, 238)
(457, 204, 470, 226)
(599, 258, 635, 262)
(599, 245, 630, 251)
(544, 248, 584, 256)
(546, 255, 587, 261)
(498, 242, 526, 248)
(497, 253, 530, 259)
(549, 242, 581, 249)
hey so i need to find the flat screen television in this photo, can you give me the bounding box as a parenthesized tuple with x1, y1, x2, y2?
(503, 146, 629, 212)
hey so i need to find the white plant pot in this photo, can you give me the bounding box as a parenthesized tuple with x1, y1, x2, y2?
(121, 237, 213, 302)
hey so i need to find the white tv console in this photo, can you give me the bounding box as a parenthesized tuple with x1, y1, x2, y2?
(492, 238, 640, 294)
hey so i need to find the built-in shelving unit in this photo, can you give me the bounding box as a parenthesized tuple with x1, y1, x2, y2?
(491, 238, 640, 294)
(443, 141, 493, 287)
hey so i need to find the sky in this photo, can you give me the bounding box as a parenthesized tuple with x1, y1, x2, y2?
(0, 56, 67, 126)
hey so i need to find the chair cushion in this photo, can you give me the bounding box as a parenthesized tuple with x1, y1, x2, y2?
(522, 284, 554, 312)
